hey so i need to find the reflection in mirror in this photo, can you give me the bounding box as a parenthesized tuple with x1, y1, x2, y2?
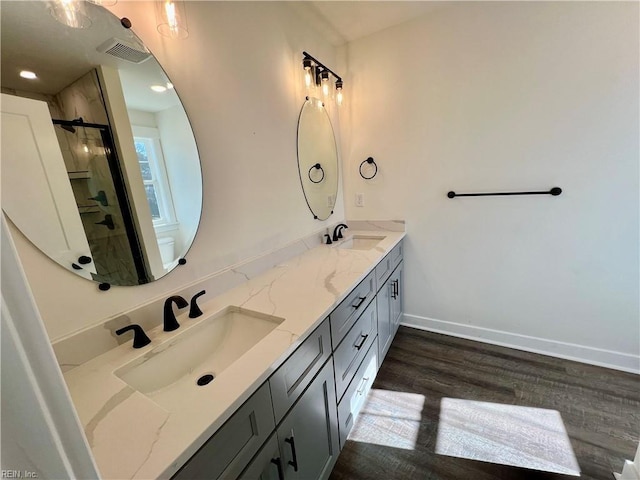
(296, 97, 338, 220)
(0, 0, 202, 286)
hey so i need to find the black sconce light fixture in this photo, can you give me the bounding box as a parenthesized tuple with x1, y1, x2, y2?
(302, 51, 344, 106)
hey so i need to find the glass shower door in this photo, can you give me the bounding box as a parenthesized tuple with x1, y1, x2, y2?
(53, 119, 150, 285)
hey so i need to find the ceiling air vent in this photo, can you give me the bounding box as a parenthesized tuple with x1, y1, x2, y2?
(97, 38, 151, 64)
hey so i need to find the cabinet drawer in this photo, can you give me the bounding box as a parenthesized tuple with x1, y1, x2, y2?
(375, 241, 403, 290)
(333, 300, 377, 401)
(269, 319, 331, 424)
(337, 337, 378, 449)
(172, 382, 275, 480)
(330, 270, 376, 350)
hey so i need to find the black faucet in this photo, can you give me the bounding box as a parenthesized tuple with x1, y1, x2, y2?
(332, 223, 348, 241)
(116, 324, 151, 349)
(189, 290, 206, 318)
(164, 295, 188, 332)
(324, 234, 333, 245)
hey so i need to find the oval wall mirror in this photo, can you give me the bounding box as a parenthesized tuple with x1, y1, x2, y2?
(296, 97, 338, 221)
(0, 1, 203, 286)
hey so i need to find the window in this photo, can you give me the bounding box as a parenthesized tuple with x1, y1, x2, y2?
(132, 126, 177, 229)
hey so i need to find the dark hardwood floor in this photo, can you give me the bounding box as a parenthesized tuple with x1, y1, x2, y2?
(330, 326, 639, 480)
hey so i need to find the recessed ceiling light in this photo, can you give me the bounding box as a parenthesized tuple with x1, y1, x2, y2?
(20, 70, 37, 80)
(150, 85, 167, 93)
(166, 82, 174, 90)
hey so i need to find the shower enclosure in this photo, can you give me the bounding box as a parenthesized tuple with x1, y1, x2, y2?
(52, 118, 150, 285)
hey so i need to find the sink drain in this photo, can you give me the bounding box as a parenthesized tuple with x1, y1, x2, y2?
(197, 373, 215, 386)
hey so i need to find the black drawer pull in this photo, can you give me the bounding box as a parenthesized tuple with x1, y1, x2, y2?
(354, 334, 369, 350)
(391, 279, 399, 299)
(271, 457, 285, 480)
(285, 436, 299, 472)
(352, 296, 367, 309)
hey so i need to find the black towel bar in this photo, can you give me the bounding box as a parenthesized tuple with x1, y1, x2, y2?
(447, 187, 562, 198)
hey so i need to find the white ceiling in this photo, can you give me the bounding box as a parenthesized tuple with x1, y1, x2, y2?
(1, 1, 445, 112)
(1, 1, 180, 113)
(302, 1, 449, 46)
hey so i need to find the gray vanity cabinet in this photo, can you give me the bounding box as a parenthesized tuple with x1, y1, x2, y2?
(332, 300, 377, 400)
(376, 243, 404, 366)
(374, 241, 403, 290)
(336, 337, 378, 448)
(377, 262, 404, 364)
(269, 320, 332, 423)
(376, 275, 393, 367)
(276, 359, 339, 480)
(244, 359, 339, 480)
(329, 271, 376, 349)
(172, 383, 275, 480)
(390, 262, 404, 335)
(238, 435, 281, 480)
(173, 240, 403, 480)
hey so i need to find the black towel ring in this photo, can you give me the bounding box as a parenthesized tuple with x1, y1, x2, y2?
(359, 157, 378, 179)
(308, 163, 325, 183)
(309, 163, 324, 183)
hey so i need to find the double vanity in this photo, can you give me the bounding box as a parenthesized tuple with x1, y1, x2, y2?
(3, 3, 403, 479)
(62, 226, 404, 480)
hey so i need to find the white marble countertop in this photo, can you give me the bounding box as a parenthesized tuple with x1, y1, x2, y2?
(63, 229, 405, 480)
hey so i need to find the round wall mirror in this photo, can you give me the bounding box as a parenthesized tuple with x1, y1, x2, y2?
(0, 1, 203, 286)
(296, 97, 338, 221)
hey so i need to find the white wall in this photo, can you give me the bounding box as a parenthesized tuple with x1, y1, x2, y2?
(341, 2, 639, 368)
(127, 108, 157, 129)
(10, 1, 345, 340)
(1, 218, 99, 479)
(156, 104, 201, 255)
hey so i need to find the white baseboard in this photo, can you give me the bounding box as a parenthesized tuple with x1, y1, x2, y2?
(401, 314, 640, 374)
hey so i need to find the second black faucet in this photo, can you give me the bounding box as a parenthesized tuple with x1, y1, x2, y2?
(332, 223, 348, 242)
(163, 295, 188, 331)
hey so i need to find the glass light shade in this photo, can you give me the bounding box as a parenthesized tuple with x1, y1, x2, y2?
(303, 63, 317, 96)
(335, 79, 344, 106)
(304, 68, 312, 88)
(320, 71, 331, 99)
(48, 0, 91, 29)
(156, 0, 189, 39)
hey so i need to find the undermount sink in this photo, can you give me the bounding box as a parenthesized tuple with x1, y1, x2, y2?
(115, 306, 283, 397)
(336, 235, 385, 250)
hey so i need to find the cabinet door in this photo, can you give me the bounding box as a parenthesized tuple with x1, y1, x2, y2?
(390, 262, 404, 333)
(239, 434, 283, 480)
(376, 275, 393, 367)
(277, 359, 339, 480)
